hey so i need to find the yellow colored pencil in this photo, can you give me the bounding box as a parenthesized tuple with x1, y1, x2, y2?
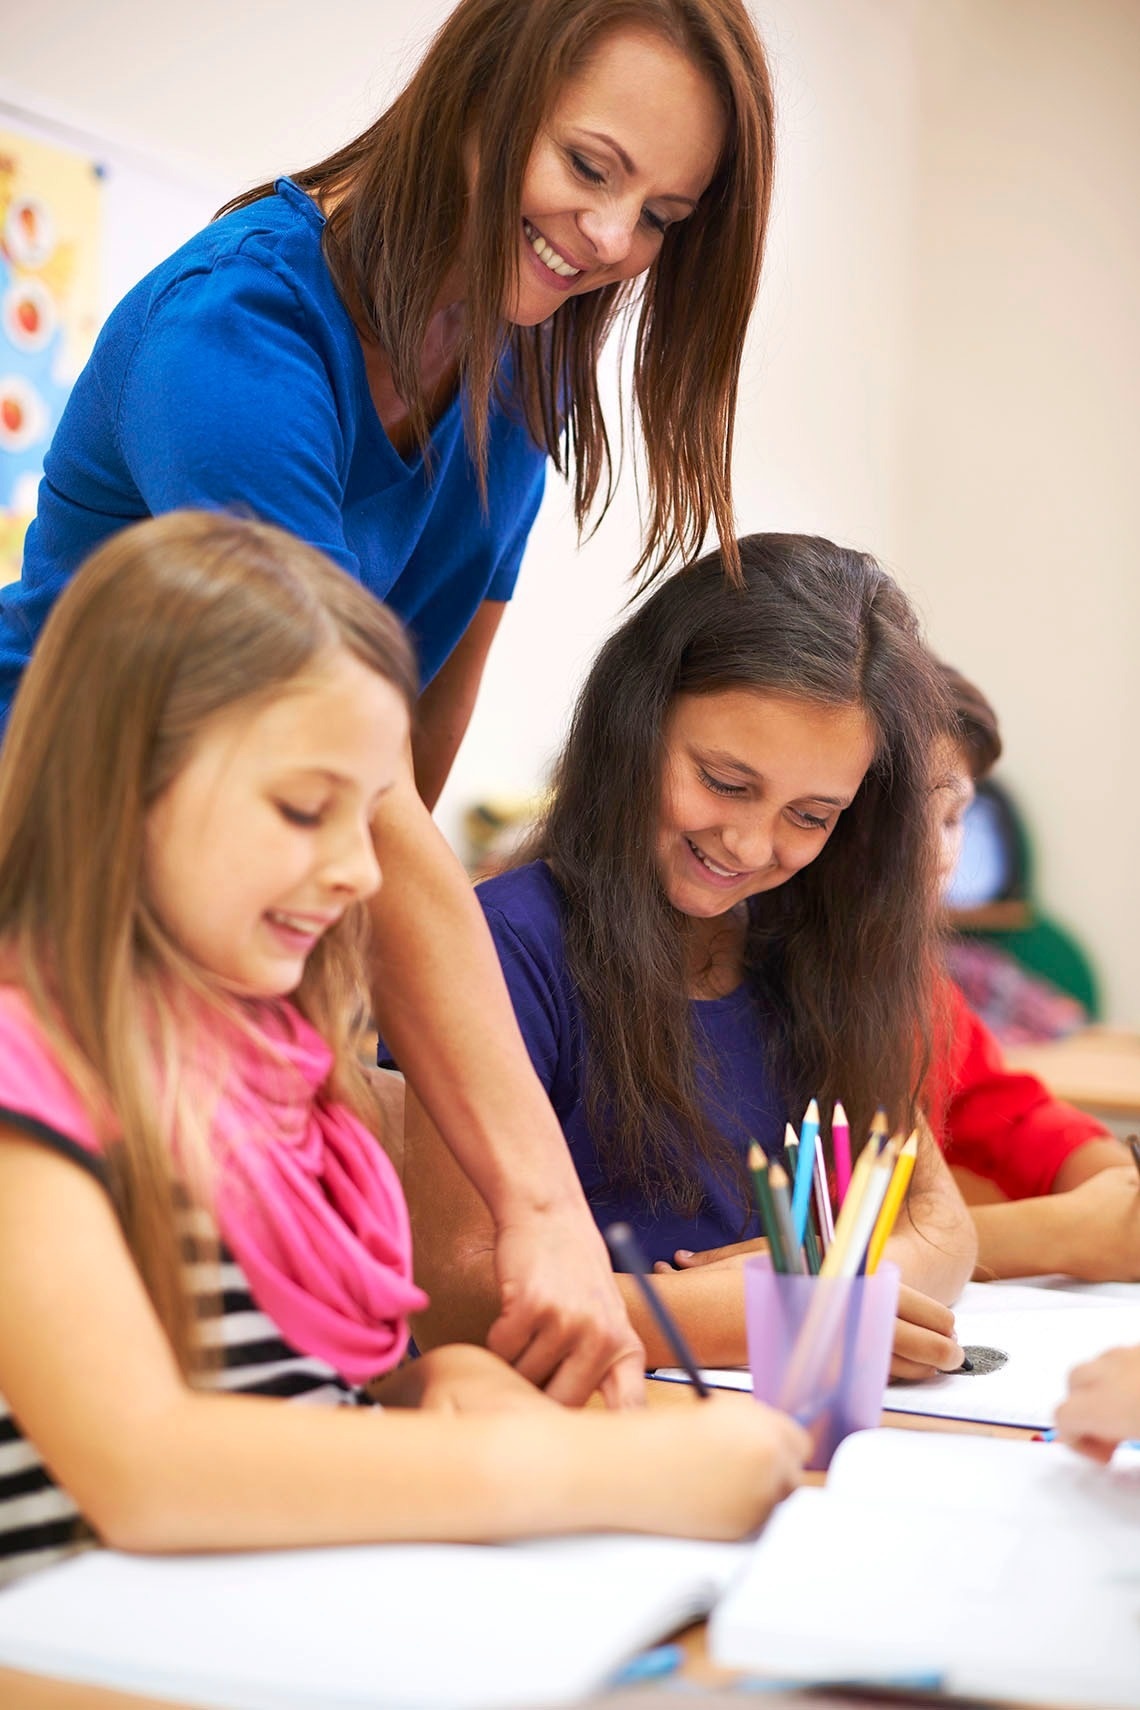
(840, 1136, 900, 1278)
(865, 1130, 919, 1274)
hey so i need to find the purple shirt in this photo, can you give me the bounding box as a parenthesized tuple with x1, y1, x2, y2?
(476, 861, 790, 1266)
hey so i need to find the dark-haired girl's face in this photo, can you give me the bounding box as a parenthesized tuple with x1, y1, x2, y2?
(655, 688, 875, 921)
(505, 27, 724, 326)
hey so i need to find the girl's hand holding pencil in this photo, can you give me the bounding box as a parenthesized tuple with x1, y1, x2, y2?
(890, 1284, 965, 1381)
(659, 1243, 962, 1378)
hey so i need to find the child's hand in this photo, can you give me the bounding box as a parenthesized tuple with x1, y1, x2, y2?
(890, 1284, 965, 1381)
(619, 1397, 808, 1538)
(1054, 1167, 1140, 1282)
(373, 1344, 557, 1414)
(1054, 1344, 1140, 1462)
(653, 1237, 769, 1273)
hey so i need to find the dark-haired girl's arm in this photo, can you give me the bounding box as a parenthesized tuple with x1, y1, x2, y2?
(406, 1090, 968, 1382)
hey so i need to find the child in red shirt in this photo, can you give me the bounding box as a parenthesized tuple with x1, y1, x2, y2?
(928, 663, 1137, 1279)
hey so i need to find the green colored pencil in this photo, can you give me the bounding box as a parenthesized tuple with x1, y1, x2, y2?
(768, 1162, 807, 1276)
(747, 1141, 788, 1273)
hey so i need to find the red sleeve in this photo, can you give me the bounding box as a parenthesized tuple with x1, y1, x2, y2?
(926, 981, 1109, 1200)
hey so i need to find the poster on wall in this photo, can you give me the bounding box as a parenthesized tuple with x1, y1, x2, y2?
(0, 128, 103, 585)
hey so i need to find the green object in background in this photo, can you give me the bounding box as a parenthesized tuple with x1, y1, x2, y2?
(950, 778, 1101, 1020)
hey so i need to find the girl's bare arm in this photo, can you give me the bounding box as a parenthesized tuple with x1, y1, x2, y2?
(0, 1132, 806, 1551)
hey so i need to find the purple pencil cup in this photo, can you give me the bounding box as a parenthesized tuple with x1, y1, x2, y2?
(743, 1256, 900, 1470)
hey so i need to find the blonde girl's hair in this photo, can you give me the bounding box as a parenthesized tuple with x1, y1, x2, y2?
(0, 511, 417, 1374)
(219, 0, 775, 584)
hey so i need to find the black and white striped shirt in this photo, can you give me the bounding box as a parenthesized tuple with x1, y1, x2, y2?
(0, 1124, 368, 1588)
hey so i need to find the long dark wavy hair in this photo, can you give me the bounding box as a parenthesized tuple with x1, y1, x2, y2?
(523, 533, 950, 1215)
(218, 0, 774, 584)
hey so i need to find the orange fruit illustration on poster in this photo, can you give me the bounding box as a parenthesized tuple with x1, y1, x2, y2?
(0, 131, 103, 584)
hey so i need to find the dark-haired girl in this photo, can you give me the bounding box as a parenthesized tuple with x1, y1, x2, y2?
(0, 0, 776, 1405)
(405, 534, 978, 1379)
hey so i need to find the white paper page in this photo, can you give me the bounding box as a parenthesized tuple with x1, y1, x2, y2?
(649, 1368, 750, 1391)
(711, 1434, 1140, 1706)
(827, 1427, 1140, 1533)
(0, 1534, 746, 1710)
(978, 1276, 1140, 1304)
(886, 1299, 1140, 1427)
(711, 1486, 1024, 1683)
(952, 1279, 1121, 1313)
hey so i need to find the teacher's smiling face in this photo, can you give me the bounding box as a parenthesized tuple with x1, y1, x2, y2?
(505, 27, 726, 327)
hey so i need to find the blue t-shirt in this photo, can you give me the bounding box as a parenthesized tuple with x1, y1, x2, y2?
(0, 178, 547, 722)
(476, 861, 790, 1266)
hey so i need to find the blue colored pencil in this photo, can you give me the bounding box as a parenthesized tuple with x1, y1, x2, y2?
(791, 1098, 820, 1246)
(604, 1222, 710, 1397)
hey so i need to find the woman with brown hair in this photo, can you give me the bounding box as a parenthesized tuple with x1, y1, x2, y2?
(402, 534, 979, 1380)
(0, 0, 776, 1404)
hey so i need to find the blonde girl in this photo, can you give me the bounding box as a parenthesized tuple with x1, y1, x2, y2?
(0, 512, 805, 1586)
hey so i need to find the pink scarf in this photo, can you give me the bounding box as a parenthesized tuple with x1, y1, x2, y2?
(210, 1005, 428, 1384)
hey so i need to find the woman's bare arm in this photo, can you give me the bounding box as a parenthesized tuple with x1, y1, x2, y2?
(367, 764, 643, 1407)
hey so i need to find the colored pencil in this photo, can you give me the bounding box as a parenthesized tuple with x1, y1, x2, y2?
(785, 1125, 821, 1274)
(791, 1098, 820, 1247)
(866, 1130, 919, 1274)
(842, 1137, 900, 1279)
(603, 1222, 710, 1398)
(818, 1126, 880, 1279)
(768, 1162, 807, 1275)
(812, 1132, 835, 1248)
(748, 1142, 788, 1273)
(779, 1141, 899, 1419)
(832, 1101, 852, 1204)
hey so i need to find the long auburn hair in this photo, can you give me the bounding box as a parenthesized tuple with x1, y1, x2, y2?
(525, 533, 949, 1215)
(0, 512, 417, 1374)
(219, 0, 774, 584)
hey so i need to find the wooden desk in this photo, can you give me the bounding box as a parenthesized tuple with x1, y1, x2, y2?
(1002, 1025, 1140, 1121)
(0, 1392, 1035, 1710)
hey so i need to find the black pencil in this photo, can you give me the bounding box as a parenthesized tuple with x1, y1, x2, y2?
(604, 1222, 711, 1399)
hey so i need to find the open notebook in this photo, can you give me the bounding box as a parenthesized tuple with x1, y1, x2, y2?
(655, 1279, 1140, 1429)
(711, 1427, 1140, 1708)
(0, 1534, 746, 1710)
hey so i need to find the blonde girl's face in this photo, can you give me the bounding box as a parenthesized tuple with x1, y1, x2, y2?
(506, 27, 726, 326)
(143, 651, 409, 999)
(655, 688, 877, 921)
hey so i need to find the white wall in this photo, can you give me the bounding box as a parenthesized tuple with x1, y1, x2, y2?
(4, 1, 1136, 1019)
(898, 0, 1140, 1024)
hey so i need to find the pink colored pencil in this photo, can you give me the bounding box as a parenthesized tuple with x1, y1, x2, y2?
(832, 1100, 852, 1205)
